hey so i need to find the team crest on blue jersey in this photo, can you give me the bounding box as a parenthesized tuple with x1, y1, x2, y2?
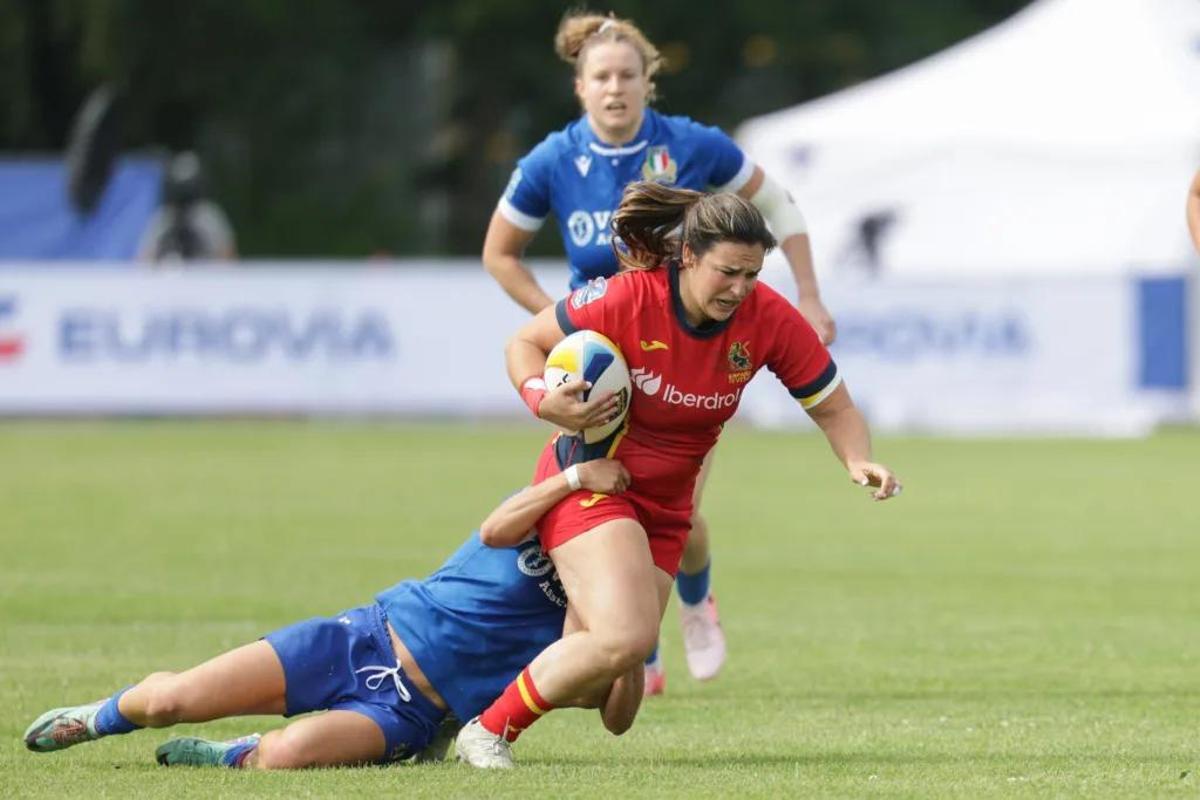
(516, 541, 566, 607)
(641, 146, 677, 184)
(570, 276, 609, 309)
(516, 542, 555, 577)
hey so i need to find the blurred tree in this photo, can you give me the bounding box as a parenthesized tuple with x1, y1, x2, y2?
(1, 0, 1029, 258)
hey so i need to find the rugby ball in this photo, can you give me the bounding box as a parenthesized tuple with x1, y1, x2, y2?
(543, 330, 631, 443)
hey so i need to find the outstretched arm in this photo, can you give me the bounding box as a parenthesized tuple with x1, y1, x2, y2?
(805, 382, 902, 501)
(478, 459, 632, 547)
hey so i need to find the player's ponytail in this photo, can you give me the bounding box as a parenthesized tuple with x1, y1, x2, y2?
(554, 11, 663, 100)
(611, 182, 701, 271)
(611, 182, 777, 272)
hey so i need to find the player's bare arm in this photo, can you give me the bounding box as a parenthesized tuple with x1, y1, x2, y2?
(479, 459, 632, 548)
(483, 211, 556, 314)
(805, 382, 902, 501)
(738, 165, 836, 344)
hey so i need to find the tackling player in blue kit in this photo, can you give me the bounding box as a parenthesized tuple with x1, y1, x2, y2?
(482, 11, 837, 696)
(22, 459, 638, 769)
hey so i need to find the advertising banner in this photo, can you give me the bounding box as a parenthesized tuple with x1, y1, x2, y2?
(0, 264, 1189, 434)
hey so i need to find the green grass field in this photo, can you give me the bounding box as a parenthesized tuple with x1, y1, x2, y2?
(1, 421, 1197, 798)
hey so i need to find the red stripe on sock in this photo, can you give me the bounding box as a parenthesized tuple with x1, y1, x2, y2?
(478, 668, 556, 743)
(519, 667, 551, 712)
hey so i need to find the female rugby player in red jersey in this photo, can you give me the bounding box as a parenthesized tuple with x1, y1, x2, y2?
(456, 182, 900, 767)
(484, 11, 838, 693)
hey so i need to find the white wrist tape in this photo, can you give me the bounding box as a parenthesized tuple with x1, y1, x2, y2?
(749, 170, 808, 240)
(564, 464, 582, 491)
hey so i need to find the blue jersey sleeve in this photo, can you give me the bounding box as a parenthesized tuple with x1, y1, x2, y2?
(689, 121, 753, 192)
(497, 138, 557, 232)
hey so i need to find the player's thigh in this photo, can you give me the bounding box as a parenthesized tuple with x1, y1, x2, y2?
(258, 710, 385, 768)
(692, 445, 718, 506)
(550, 518, 665, 638)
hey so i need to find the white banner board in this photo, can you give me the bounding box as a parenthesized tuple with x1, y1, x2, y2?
(0, 266, 533, 414)
(0, 263, 1189, 434)
(747, 270, 1189, 435)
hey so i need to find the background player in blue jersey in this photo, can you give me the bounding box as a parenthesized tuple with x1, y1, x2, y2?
(481, 11, 837, 695)
(23, 459, 639, 769)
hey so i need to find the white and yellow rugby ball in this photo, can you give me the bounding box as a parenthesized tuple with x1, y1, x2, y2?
(543, 330, 631, 444)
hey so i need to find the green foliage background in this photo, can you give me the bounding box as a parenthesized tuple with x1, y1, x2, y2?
(1, 1, 1027, 257)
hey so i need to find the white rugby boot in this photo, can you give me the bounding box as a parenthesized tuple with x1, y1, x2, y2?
(680, 592, 727, 681)
(454, 717, 514, 769)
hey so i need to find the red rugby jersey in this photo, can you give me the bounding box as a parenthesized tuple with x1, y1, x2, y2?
(555, 262, 840, 501)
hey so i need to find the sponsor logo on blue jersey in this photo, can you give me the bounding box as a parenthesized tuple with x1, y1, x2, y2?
(566, 210, 613, 248)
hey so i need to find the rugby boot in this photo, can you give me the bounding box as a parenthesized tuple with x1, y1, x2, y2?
(680, 592, 727, 681)
(23, 701, 105, 752)
(454, 717, 514, 769)
(155, 733, 261, 767)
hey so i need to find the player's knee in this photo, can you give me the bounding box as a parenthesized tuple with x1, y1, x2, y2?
(138, 674, 185, 725)
(254, 732, 311, 770)
(593, 625, 657, 675)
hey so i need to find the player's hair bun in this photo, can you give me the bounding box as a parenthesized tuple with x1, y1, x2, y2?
(554, 11, 664, 99)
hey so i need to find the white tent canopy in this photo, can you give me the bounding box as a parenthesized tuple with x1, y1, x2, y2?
(737, 0, 1200, 277)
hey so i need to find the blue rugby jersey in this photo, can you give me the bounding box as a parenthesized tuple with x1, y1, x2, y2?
(498, 108, 754, 289)
(376, 533, 566, 723)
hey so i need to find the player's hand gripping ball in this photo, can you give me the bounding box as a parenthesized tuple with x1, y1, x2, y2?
(544, 330, 631, 443)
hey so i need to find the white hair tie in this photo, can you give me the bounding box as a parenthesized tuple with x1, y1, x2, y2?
(597, 19, 616, 34)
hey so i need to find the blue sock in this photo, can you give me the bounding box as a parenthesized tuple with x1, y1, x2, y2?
(644, 644, 660, 667)
(220, 737, 260, 768)
(676, 560, 711, 606)
(93, 687, 142, 736)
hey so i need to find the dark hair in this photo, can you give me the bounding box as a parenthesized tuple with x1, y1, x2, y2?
(555, 12, 663, 102)
(610, 182, 776, 271)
